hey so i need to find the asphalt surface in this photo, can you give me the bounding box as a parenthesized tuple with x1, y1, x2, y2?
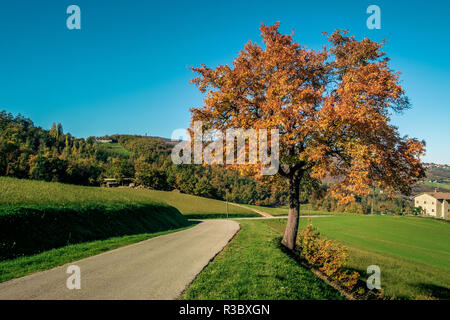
(0, 219, 240, 300)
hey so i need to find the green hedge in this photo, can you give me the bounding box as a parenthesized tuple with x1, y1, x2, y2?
(0, 202, 189, 260)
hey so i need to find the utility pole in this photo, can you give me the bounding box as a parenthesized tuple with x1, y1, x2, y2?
(371, 188, 374, 215)
(226, 191, 229, 219)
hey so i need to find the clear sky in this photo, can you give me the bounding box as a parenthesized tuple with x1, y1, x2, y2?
(0, 0, 449, 163)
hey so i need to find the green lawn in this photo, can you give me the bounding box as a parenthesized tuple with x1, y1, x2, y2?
(0, 225, 194, 283)
(263, 216, 450, 299)
(0, 177, 258, 218)
(98, 142, 132, 157)
(183, 219, 343, 300)
(243, 203, 349, 217)
(141, 190, 258, 218)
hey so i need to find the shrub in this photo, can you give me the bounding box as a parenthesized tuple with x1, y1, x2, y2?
(296, 219, 359, 291)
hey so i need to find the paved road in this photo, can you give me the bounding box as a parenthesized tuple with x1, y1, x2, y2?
(0, 220, 240, 300)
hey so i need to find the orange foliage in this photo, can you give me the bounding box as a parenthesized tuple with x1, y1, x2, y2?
(190, 22, 425, 204)
(297, 220, 359, 291)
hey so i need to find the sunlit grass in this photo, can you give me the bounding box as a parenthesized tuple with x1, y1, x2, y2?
(183, 220, 343, 300)
(243, 203, 350, 216)
(423, 181, 450, 191)
(98, 142, 132, 157)
(0, 177, 258, 218)
(262, 216, 450, 299)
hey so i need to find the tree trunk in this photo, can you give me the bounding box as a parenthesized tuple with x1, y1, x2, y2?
(281, 173, 300, 250)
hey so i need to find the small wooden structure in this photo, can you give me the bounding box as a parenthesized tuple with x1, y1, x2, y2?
(101, 178, 135, 188)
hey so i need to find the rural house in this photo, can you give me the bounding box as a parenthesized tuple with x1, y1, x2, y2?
(414, 192, 450, 219)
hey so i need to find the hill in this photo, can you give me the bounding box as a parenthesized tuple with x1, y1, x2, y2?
(0, 177, 192, 260)
(0, 110, 288, 207)
(2, 109, 446, 214)
(417, 163, 450, 192)
(0, 177, 258, 219)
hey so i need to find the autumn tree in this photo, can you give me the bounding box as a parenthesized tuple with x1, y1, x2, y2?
(190, 23, 425, 249)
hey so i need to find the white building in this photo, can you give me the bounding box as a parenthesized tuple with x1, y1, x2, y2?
(414, 192, 450, 219)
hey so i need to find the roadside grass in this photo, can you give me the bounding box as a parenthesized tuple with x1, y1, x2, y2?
(262, 216, 450, 299)
(423, 181, 450, 192)
(240, 204, 289, 216)
(141, 190, 259, 218)
(243, 203, 349, 217)
(182, 220, 343, 300)
(0, 177, 258, 218)
(0, 225, 194, 283)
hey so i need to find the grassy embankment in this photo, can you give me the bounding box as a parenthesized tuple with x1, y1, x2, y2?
(141, 190, 259, 219)
(0, 177, 257, 282)
(0, 177, 258, 219)
(183, 219, 343, 300)
(263, 216, 450, 299)
(0, 177, 192, 282)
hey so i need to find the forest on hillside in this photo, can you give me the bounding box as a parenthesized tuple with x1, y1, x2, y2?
(0, 111, 288, 206)
(0, 110, 416, 213)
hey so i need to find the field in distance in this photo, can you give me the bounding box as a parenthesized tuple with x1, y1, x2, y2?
(422, 181, 450, 192)
(0, 177, 258, 218)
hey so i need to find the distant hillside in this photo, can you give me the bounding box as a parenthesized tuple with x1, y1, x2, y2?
(0, 110, 288, 206)
(2, 109, 443, 209)
(320, 161, 450, 195)
(412, 163, 450, 193)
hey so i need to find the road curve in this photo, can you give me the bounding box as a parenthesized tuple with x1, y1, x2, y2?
(0, 220, 240, 300)
(228, 203, 273, 217)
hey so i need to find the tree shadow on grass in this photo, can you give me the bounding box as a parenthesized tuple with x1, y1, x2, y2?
(415, 283, 450, 300)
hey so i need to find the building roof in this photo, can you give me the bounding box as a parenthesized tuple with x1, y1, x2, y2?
(415, 192, 450, 200)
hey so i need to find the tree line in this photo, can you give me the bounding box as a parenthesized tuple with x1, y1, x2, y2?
(0, 110, 416, 213)
(0, 111, 289, 206)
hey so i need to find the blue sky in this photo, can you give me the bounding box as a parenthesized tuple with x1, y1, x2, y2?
(0, 0, 449, 163)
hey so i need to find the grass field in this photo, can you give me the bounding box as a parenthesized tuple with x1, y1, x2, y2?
(243, 203, 348, 217)
(97, 142, 132, 157)
(0, 176, 256, 282)
(0, 177, 200, 281)
(423, 181, 450, 191)
(183, 219, 343, 300)
(0, 177, 258, 218)
(263, 216, 450, 299)
(141, 190, 258, 218)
